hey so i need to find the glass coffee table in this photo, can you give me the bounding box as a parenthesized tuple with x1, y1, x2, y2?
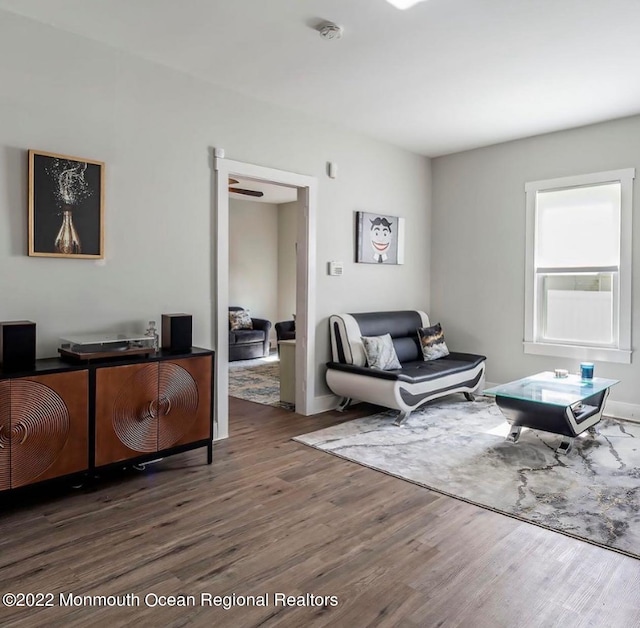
(484, 372, 619, 454)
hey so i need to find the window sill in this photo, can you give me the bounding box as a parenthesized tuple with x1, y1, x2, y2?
(523, 341, 631, 364)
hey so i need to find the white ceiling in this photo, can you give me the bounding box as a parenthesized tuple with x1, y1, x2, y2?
(2, 0, 640, 156)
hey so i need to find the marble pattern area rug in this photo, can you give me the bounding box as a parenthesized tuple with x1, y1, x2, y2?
(294, 396, 640, 559)
(228, 361, 293, 409)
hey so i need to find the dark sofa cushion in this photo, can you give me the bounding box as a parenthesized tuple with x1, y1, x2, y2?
(351, 310, 424, 338)
(230, 329, 266, 345)
(351, 311, 423, 363)
(327, 352, 486, 384)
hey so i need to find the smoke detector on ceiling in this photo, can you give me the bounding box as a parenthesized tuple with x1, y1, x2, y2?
(318, 22, 344, 40)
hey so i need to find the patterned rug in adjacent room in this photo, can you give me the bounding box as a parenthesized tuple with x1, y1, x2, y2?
(294, 396, 640, 559)
(228, 361, 293, 409)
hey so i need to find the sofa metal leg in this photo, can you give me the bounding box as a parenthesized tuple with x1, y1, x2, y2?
(394, 411, 411, 426)
(464, 392, 476, 402)
(337, 397, 352, 412)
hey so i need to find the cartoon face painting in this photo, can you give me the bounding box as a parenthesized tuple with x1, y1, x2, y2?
(356, 211, 404, 265)
(369, 217, 393, 262)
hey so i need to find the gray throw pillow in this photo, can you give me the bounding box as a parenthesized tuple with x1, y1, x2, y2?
(418, 323, 450, 360)
(361, 334, 401, 370)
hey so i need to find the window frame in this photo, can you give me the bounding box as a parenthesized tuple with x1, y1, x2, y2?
(523, 168, 634, 364)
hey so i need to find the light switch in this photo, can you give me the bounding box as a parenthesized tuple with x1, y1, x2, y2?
(328, 261, 343, 276)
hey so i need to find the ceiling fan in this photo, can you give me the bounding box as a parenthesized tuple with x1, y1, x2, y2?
(229, 178, 264, 198)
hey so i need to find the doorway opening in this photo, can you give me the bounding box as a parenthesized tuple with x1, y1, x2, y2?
(227, 179, 299, 411)
(213, 154, 318, 440)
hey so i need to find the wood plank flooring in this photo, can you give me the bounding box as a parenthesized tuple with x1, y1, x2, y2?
(1, 397, 640, 627)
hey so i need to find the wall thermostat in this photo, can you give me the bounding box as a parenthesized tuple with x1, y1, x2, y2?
(328, 261, 344, 276)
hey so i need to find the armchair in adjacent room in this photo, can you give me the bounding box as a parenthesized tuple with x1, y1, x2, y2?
(275, 320, 296, 354)
(229, 306, 271, 361)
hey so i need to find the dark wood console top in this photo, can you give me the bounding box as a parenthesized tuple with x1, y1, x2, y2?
(0, 346, 214, 379)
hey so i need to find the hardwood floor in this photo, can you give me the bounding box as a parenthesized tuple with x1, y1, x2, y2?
(1, 397, 640, 627)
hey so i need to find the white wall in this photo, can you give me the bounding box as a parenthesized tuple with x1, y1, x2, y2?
(0, 11, 431, 404)
(431, 115, 640, 409)
(229, 198, 278, 344)
(277, 201, 298, 323)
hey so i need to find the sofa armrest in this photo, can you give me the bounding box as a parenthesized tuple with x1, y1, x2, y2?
(251, 318, 272, 355)
(251, 318, 272, 333)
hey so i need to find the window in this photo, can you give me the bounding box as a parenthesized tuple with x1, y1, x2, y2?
(524, 169, 634, 363)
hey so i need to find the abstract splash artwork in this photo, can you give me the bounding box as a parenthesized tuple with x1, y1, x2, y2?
(355, 211, 405, 265)
(28, 150, 105, 258)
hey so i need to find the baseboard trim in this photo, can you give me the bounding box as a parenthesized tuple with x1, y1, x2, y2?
(309, 394, 340, 415)
(604, 401, 640, 424)
(483, 381, 640, 425)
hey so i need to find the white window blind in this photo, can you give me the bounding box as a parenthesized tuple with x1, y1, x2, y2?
(535, 183, 620, 269)
(523, 169, 634, 364)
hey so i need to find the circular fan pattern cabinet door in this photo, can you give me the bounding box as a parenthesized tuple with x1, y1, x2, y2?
(10, 380, 70, 487)
(112, 364, 160, 454)
(110, 363, 201, 451)
(5, 371, 89, 489)
(157, 362, 199, 450)
(95, 363, 159, 466)
(95, 355, 212, 467)
(0, 381, 10, 491)
(158, 357, 212, 449)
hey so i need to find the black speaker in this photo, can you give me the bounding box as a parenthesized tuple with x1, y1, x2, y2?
(0, 321, 36, 371)
(161, 314, 192, 352)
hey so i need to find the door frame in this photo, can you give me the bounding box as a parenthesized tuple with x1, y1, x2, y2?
(213, 153, 318, 439)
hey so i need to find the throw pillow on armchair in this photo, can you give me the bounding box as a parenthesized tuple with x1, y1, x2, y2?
(229, 309, 253, 331)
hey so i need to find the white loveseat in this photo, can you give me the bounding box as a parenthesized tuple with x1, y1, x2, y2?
(326, 310, 486, 425)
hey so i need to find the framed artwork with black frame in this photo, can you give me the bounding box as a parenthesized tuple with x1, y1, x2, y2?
(28, 149, 105, 259)
(356, 211, 405, 265)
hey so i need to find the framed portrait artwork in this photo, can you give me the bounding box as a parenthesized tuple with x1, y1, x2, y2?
(28, 149, 105, 259)
(356, 211, 405, 265)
